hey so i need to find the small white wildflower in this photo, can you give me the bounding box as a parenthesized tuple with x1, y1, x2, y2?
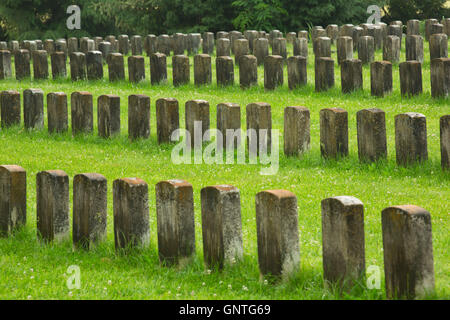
(213, 293, 217, 297)
(68, 291, 73, 297)
(30, 268, 34, 272)
(108, 280, 112, 285)
(177, 286, 181, 291)
(103, 287, 107, 291)
(191, 290, 195, 296)
(263, 279, 268, 285)
(44, 280, 48, 285)
(27, 295, 32, 300)
(228, 284, 232, 289)
(219, 281, 223, 285)
(30, 276, 34, 280)
(242, 286, 248, 291)
(167, 290, 171, 294)
(202, 282, 206, 286)
(206, 269, 212, 275)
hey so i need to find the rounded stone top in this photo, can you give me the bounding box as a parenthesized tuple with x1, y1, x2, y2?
(258, 189, 296, 199)
(40, 170, 68, 177)
(332, 196, 363, 206)
(120, 177, 147, 186)
(204, 185, 239, 193)
(75, 173, 106, 181)
(0, 165, 25, 173)
(158, 179, 192, 188)
(383, 205, 430, 217)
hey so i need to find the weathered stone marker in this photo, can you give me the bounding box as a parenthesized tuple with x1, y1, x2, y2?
(315, 57, 335, 92)
(370, 61, 393, 97)
(47, 92, 68, 133)
(0, 50, 12, 79)
(217, 103, 241, 150)
(441, 115, 450, 169)
(128, 94, 150, 140)
(108, 53, 125, 81)
(284, 106, 310, 156)
(254, 38, 269, 65)
(406, 35, 424, 63)
(388, 25, 402, 49)
(326, 24, 339, 44)
(239, 55, 257, 88)
(71, 91, 93, 135)
(68, 37, 78, 54)
(36, 170, 70, 242)
(352, 26, 364, 52)
(256, 190, 300, 278)
(337, 37, 353, 64)
(358, 36, 374, 65)
(73, 173, 107, 250)
(172, 55, 190, 86)
(131, 35, 143, 56)
(272, 37, 287, 60)
(431, 58, 450, 98)
(201, 185, 243, 270)
(425, 19, 439, 41)
(356, 108, 387, 162)
(150, 53, 167, 84)
(341, 59, 362, 93)
(216, 38, 231, 57)
(382, 205, 435, 299)
(395, 113, 428, 166)
(23, 88, 44, 130)
(32, 50, 48, 79)
(118, 35, 129, 55)
(50, 52, 67, 79)
(429, 33, 448, 61)
(287, 56, 307, 90)
(246, 103, 272, 155)
(185, 100, 210, 148)
(15, 49, 31, 80)
(202, 32, 214, 55)
(144, 34, 157, 56)
(194, 54, 212, 85)
(98, 95, 120, 138)
(234, 39, 249, 66)
(264, 55, 283, 90)
(321, 196, 365, 290)
(383, 35, 400, 63)
(399, 61, 422, 97)
(98, 41, 111, 62)
(320, 108, 348, 158)
(216, 56, 234, 86)
(407, 19, 420, 36)
(313, 37, 331, 58)
(0, 165, 26, 237)
(293, 38, 308, 59)
(113, 178, 150, 250)
(70, 52, 87, 81)
(86, 51, 103, 80)
(155, 180, 195, 265)
(128, 55, 145, 83)
(156, 98, 179, 144)
(0, 90, 20, 128)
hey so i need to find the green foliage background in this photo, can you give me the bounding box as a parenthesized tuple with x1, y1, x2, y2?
(0, 0, 448, 40)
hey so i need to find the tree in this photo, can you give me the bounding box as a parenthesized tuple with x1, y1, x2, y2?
(383, 0, 450, 22)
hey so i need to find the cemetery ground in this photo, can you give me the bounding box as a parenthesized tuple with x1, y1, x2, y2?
(0, 42, 448, 300)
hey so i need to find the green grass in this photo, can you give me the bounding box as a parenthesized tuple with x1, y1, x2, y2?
(0, 41, 449, 300)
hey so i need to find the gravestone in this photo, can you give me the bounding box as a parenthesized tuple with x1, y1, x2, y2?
(32, 50, 48, 79)
(131, 35, 143, 55)
(254, 38, 269, 65)
(356, 108, 387, 162)
(315, 57, 334, 92)
(287, 56, 307, 90)
(0, 165, 26, 237)
(399, 61, 423, 97)
(128, 55, 145, 83)
(256, 190, 300, 278)
(86, 51, 103, 80)
(239, 55, 257, 88)
(70, 52, 87, 81)
(0, 90, 20, 128)
(320, 108, 348, 158)
(246, 103, 272, 155)
(185, 100, 210, 148)
(430, 58, 450, 98)
(216, 103, 241, 150)
(441, 115, 450, 169)
(108, 53, 125, 81)
(429, 33, 448, 61)
(341, 59, 363, 93)
(370, 61, 392, 97)
(395, 113, 427, 166)
(383, 35, 400, 63)
(264, 55, 283, 90)
(293, 38, 308, 58)
(47, 92, 68, 133)
(406, 35, 424, 63)
(358, 36, 374, 64)
(36, 170, 70, 242)
(71, 91, 93, 135)
(51, 52, 67, 79)
(201, 185, 243, 269)
(150, 53, 167, 84)
(216, 38, 231, 57)
(283, 106, 310, 156)
(113, 178, 150, 250)
(382, 205, 434, 299)
(23, 88, 44, 130)
(98, 95, 120, 138)
(194, 54, 212, 85)
(216, 56, 234, 86)
(272, 38, 287, 59)
(118, 35, 129, 55)
(155, 180, 195, 265)
(128, 94, 150, 140)
(156, 98, 179, 144)
(234, 39, 249, 66)
(0, 50, 12, 79)
(313, 37, 331, 58)
(337, 36, 353, 64)
(73, 173, 107, 250)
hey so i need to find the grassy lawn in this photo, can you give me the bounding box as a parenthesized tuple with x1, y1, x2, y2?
(0, 41, 448, 300)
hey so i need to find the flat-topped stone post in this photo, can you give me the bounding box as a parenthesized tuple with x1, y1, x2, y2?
(185, 100, 210, 148)
(370, 61, 392, 97)
(23, 88, 44, 130)
(216, 38, 231, 57)
(321, 196, 365, 290)
(172, 55, 190, 86)
(51, 52, 67, 79)
(70, 52, 87, 81)
(128, 94, 150, 140)
(156, 98, 179, 144)
(217, 103, 241, 150)
(194, 54, 212, 85)
(86, 51, 103, 80)
(256, 190, 300, 279)
(406, 35, 424, 63)
(0, 165, 26, 237)
(382, 205, 434, 299)
(383, 35, 400, 63)
(283, 106, 310, 156)
(150, 53, 167, 84)
(254, 38, 269, 65)
(320, 108, 348, 158)
(239, 55, 257, 88)
(73, 173, 107, 250)
(429, 33, 448, 61)
(264, 55, 283, 90)
(287, 56, 307, 90)
(156, 180, 195, 265)
(0, 90, 20, 128)
(356, 108, 387, 162)
(395, 113, 428, 166)
(201, 185, 243, 270)
(430, 58, 450, 98)
(98, 95, 120, 138)
(315, 57, 335, 92)
(246, 102, 272, 155)
(128, 55, 145, 83)
(36, 170, 70, 242)
(216, 56, 234, 86)
(337, 37, 353, 64)
(399, 61, 423, 97)
(108, 53, 125, 81)
(113, 178, 150, 250)
(47, 92, 68, 133)
(441, 115, 450, 169)
(0, 50, 12, 79)
(71, 91, 93, 135)
(341, 59, 362, 93)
